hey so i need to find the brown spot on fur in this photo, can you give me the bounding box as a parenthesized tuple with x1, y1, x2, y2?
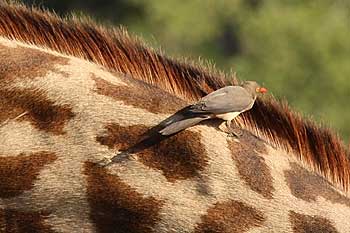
(285, 162, 350, 207)
(93, 75, 187, 114)
(0, 44, 69, 83)
(195, 200, 265, 233)
(0, 41, 73, 133)
(289, 211, 338, 233)
(228, 131, 274, 199)
(243, 99, 350, 192)
(0, 208, 55, 233)
(0, 3, 226, 101)
(0, 88, 75, 134)
(0, 94, 25, 125)
(1, 2, 349, 192)
(96, 123, 208, 182)
(84, 162, 164, 233)
(0, 152, 57, 198)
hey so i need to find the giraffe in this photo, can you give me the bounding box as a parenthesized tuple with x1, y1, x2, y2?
(0, 2, 350, 233)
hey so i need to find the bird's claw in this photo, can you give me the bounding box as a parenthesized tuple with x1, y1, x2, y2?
(227, 128, 243, 138)
(219, 121, 243, 138)
(227, 133, 239, 138)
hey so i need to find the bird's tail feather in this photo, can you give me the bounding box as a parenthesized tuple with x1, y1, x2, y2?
(143, 105, 202, 137)
(101, 109, 208, 166)
(120, 106, 209, 156)
(159, 117, 208, 135)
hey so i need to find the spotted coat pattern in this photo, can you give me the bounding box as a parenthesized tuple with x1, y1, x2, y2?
(0, 38, 350, 233)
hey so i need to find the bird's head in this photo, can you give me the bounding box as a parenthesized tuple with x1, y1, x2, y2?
(241, 81, 267, 97)
(255, 86, 268, 94)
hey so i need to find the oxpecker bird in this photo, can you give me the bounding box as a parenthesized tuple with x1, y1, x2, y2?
(100, 81, 267, 166)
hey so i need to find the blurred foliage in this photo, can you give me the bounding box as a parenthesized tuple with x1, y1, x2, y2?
(23, 0, 350, 141)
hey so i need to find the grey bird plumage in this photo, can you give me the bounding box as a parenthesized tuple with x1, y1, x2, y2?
(158, 81, 263, 135)
(100, 81, 267, 166)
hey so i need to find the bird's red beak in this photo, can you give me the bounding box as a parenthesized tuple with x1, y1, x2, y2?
(259, 87, 267, 94)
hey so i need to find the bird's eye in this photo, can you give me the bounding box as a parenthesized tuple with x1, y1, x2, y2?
(256, 87, 260, 93)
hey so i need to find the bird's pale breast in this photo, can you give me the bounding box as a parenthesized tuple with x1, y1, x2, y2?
(215, 111, 241, 121)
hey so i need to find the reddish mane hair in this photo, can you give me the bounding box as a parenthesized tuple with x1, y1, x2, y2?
(0, 1, 349, 192)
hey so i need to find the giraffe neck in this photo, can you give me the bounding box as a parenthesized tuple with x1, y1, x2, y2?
(0, 38, 349, 233)
(1, 1, 349, 193)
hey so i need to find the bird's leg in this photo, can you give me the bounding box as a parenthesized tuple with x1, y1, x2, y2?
(218, 120, 231, 133)
(219, 120, 243, 138)
(227, 120, 243, 137)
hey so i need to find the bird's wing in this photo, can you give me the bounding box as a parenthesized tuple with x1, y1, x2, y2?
(190, 86, 254, 114)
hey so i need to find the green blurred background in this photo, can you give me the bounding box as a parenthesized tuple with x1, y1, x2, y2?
(23, 0, 350, 141)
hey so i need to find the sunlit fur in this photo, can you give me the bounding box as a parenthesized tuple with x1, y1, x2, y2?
(0, 1, 350, 232)
(0, 1, 347, 191)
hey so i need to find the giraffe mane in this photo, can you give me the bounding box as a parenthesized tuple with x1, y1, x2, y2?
(1, 1, 349, 192)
